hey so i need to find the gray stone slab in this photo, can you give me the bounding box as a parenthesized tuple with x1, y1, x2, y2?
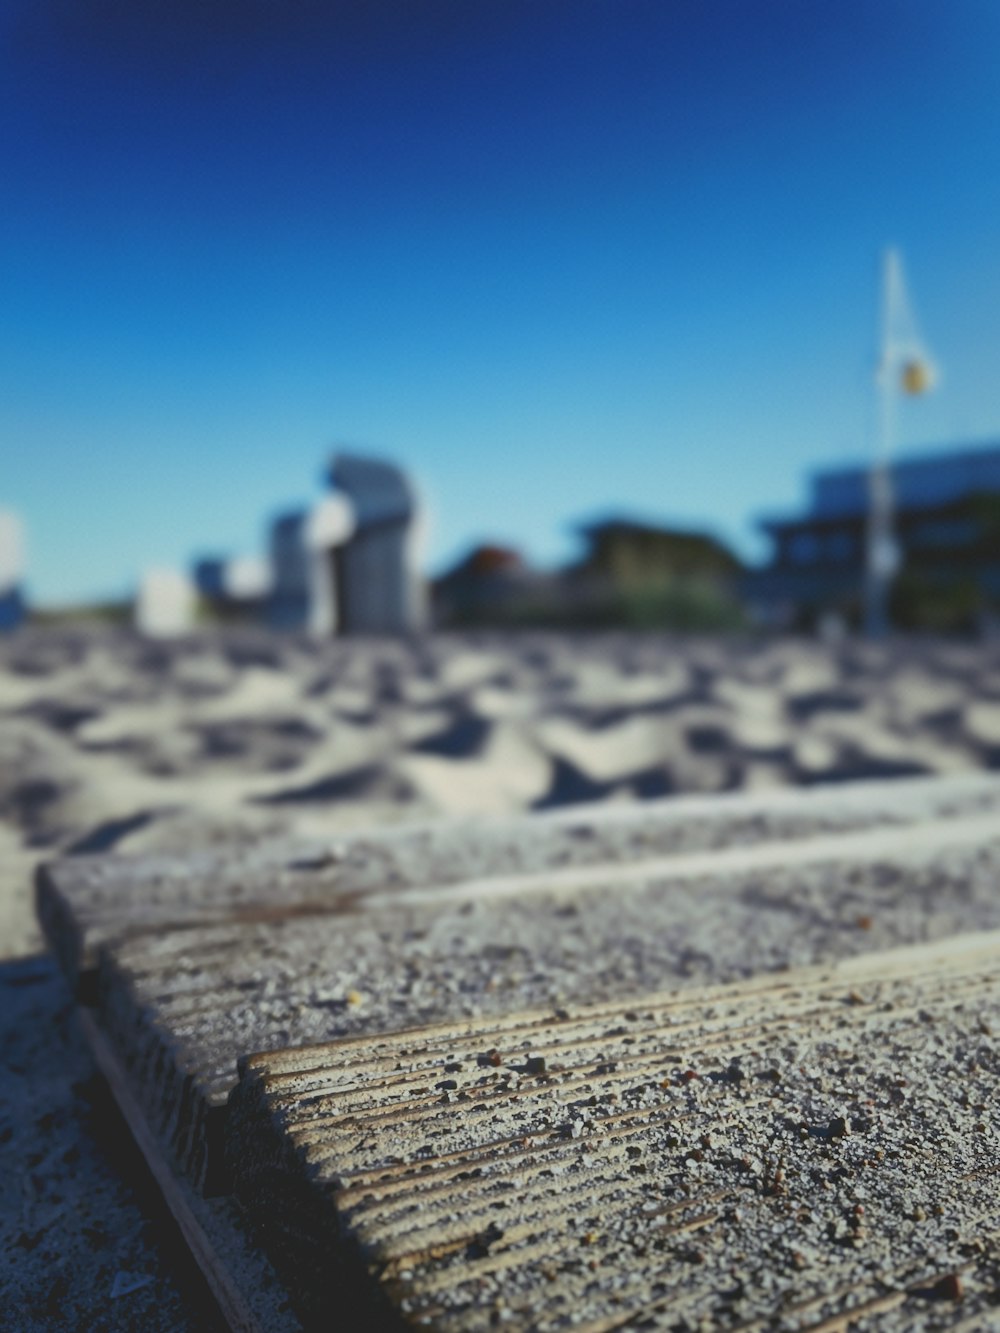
(228, 931, 1000, 1331)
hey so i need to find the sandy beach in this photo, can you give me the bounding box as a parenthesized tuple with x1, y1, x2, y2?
(5, 627, 1000, 954)
(3, 627, 1000, 1329)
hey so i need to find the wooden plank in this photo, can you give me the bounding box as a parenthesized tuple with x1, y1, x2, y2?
(85, 813, 1000, 1190)
(228, 932, 1000, 1332)
(77, 1008, 301, 1333)
(38, 771, 1000, 991)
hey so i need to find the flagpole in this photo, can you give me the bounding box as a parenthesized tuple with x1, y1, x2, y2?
(864, 248, 898, 639)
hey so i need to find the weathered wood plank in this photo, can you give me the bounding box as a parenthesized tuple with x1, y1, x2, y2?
(87, 813, 1000, 1189)
(38, 771, 1000, 990)
(39, 777, 1000, 1326)
(228, 931, 1000, 1332)
(77, 1009, 301, 1333)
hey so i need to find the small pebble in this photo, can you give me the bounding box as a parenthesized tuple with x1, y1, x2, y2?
(927, 1273, 963, 1302)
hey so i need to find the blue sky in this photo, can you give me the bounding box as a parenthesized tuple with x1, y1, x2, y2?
(3, 0, 1000, 605)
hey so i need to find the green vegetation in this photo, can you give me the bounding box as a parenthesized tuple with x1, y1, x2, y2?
(29, 601, 132, 627)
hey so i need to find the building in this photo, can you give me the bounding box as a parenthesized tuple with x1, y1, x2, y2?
(565, 517, 744, 630)
(572, 518, 741, 585)
(432, 544, 535, 627)
(432, 518, 744, 631)
(747, 443, 1000, 632)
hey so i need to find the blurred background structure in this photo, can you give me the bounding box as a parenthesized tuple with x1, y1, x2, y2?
(193, 554, 273, 626)
(862, 247, 939, 638)
(10, 429, 1000, 638)
(748, 442, 1000, 635)
(432, 518, 743, 630)
(0, 511, 25, 632)
(194, 451, 426, 638)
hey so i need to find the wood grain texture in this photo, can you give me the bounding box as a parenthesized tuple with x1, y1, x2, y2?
(71, 812, 1000, 1190)
(78, 1010, 301, 1333)
(35, 777, 1000, 1330)
(229, 932, 1000, 1331)
(37, 771, 1000, 990)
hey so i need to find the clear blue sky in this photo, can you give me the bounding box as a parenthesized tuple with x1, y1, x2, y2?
(3, 0, 1000, 605)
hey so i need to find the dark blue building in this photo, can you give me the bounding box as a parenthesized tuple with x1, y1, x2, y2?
(747, 443, 1000, 632)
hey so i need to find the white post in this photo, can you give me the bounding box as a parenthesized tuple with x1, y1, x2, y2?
(864, 248, 899, 639)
